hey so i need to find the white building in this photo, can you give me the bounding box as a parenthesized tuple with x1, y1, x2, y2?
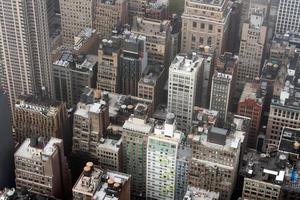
(275, 0, 300, 35)
(146, 113, 183, 200)
(168, 53, 203, 132)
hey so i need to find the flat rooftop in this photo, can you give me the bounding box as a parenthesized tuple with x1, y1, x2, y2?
(239, 82, 265, 105)
(170, 53, 203, 73)
(184, 186, 220, 200)
(279, 127, 300, 156)
(15, 137, 62, 160)
(73, 165, 131, 200)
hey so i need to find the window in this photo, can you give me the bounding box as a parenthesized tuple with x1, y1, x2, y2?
(193, 22, 197, 28)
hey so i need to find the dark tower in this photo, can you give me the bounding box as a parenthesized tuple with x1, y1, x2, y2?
(0, 91, 15, 189)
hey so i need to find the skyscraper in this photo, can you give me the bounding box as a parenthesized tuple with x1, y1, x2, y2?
(122, 104, 154, 198)
(0, 0, 53, 111)
(275, 0, 300, 35)
(0, 91, 14, 189)
(237, 9, 267, 87)
(146, 113, 183, 200)
(181, 0, 232, 56)
(168, 53, 203, 132)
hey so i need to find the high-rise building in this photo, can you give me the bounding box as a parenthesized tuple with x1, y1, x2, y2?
(122, 104, 154, 198)
(119, 32, 147, 96)
(60, 0, 94, 45)
(0, 0, 53, 111)
(73, 162, 131, 200)
(209, 72, 232, 122)
(97, 38, 122, 93)
(146, 113, 183, 200)
(238, 82, 265, 149)
(0, 91, 14, 189)
(168, 53, 204, 132)
(275, 0, 300, 35)
(14, 95, 69, 144)
(181, 0, 232, 56)
(132, 17, 171, 66)
(188, 125, 246, 200)
(72, 88, 110, 158)
(14, 137, 72, 199)
(94, 0, 128, 39)
(53, 53, 98, 108)
(237, 9, 267, 87)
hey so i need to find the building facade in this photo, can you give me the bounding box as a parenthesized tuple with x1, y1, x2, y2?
(237, 82, 265, 149)
(146, 113, 182, 200)
(14, 95, 68, 144)
(122, 104, 154, 198)
(15, 137, 71, 199)
(168, 53, 203, 132)
(60, 0, 94, 45)
(275, 0, 300, 35)
(94, 0, 128, 39)
(97, 38, 121, 93)
(181, 0, 232, 56)
(0, 0, 53, 112)
(237, 9, 267, 87)
(53, 53, 97, 108)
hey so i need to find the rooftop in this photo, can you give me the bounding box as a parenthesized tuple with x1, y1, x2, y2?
(73, 163, 131, 200)
(279, 127, 300, 157)
(170, 53, 204, 73)
(74, 28, 96, 51)
(239, 82, 265, 105)
(139, 64, 164, 86)
(184, 186, 220, 200)
(192, 107, 219, 127)
(0, 188, 57, 200)
(15, 137, 62, 161)
(98, 134, 122, 152)
(189, 0, 225, 6)
(15, 95, 61, 117)
(241, 150, 300, 189)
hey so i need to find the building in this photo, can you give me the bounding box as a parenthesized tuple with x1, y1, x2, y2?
(0, 0, 53, 112)
(175, 145, 192, 200)
(184, 186, 220, 200)
(94, 0, 128, 39)
(73, 28, 100, 56)
(275, 0, 300, 35)
(266, 53, 300, 150)
(0, 91, 14, 189)
(14, 95, 69, 144)
(97, 38, 122, 93)
(122, 104, 154, 198)
(53, 53, 98, 108)
(73, 162, 131, 200)
(132, 17, 171, 66)
(238, 82, 265, 149)
(97, 132, 123, 171)
(145, 2, 168, 20)
(72, 88, 110, 158)
(14, 137, 71, 199)
(209, 52, 237, 122)
(146, 113, 183, 200)
(188, 125, 246, 200)
(181, 0, 232, 56)
(138, 64, 165, 110)
(0, 188, 58, 200)
(196, 47, 215, 108)
(209, 72, 232, 123)
(128, 0, 147, 23)
(237, 9, 267, 87)
(241, 147, 300, 200)
(168, 53, 204, 132)
(60, 0, 94, 45)
(170, 15, 182, 62)
(119, 32, 147, 96)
